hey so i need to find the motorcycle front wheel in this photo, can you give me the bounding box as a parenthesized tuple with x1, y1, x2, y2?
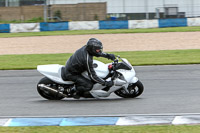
(37, 77, 65, 100)
(114, 80, 144, 98)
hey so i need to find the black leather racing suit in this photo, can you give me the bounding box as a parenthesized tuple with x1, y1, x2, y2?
(62, 45, 110, 93)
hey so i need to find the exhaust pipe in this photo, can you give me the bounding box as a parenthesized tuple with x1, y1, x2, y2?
(38, 84, 67, 97)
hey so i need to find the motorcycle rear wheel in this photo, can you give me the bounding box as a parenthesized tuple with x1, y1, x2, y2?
(114, 80, 144, 98)
(37, 77, 65, 100)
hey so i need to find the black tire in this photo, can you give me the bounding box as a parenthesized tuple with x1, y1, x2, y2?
(114, 80, 144, 98)
(37, 77, 65, 100)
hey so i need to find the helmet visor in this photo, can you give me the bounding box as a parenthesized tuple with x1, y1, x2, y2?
(96, 49, 103, 53)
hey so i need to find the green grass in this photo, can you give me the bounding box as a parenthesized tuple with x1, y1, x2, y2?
(0, 125, 200, 133)
(1, 26, 200, 38)
(0, 49, 200, 70)
(0, 17, 46, 24)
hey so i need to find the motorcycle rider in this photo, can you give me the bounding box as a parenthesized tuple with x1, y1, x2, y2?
(62, 38, 116, 99)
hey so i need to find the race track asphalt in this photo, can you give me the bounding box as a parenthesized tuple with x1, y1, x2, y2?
(0, 64, 200, 117)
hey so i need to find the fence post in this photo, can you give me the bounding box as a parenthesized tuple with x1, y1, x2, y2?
(191, 0, 194, 17)
(145, 0, 149, 19)
(5, 0, 8, 7)
(44, 0, 47, 22)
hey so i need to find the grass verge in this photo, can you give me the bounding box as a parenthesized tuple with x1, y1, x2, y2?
(1, 26, 200, 38)
(1, 125, 200, 133)
(0, 49, 200, 70)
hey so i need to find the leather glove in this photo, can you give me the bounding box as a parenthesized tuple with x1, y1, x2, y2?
(107, 54, 116, 60)
(104, 81, 113, 87)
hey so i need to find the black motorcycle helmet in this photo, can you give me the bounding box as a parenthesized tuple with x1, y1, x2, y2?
(86, 38, 103, 57)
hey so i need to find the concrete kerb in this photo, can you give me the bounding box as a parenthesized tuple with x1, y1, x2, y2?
(1, 113, 200, 126)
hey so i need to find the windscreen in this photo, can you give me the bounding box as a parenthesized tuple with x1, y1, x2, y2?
(120, 58, 132, 70)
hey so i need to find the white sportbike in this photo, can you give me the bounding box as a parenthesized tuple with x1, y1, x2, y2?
(37, 56, 144, 100)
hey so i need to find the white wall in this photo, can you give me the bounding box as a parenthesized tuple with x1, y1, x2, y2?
(49, 0, 200, 17)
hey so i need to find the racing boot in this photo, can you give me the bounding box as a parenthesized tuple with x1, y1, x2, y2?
(83, 91, 93, 98)
(71, 86, 80, 99)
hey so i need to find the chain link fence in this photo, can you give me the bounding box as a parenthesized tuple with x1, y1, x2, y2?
(0, 0, 200, 22)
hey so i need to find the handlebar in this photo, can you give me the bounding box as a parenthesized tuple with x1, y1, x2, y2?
(113, 55, 120, 63)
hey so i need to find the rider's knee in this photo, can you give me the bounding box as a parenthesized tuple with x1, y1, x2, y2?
(76, 83, 93, 92)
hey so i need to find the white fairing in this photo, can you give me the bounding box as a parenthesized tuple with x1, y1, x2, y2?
(117, 68, 138, 84)
(90, 59, 139, 98)
(81, 60, 110, 79)
(117, 58, 138, 84)
(93, 60, 110, 78)
(37, 64, 74, 84)
(37, 60, 108, 84)
(37, 58, 139, 98)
